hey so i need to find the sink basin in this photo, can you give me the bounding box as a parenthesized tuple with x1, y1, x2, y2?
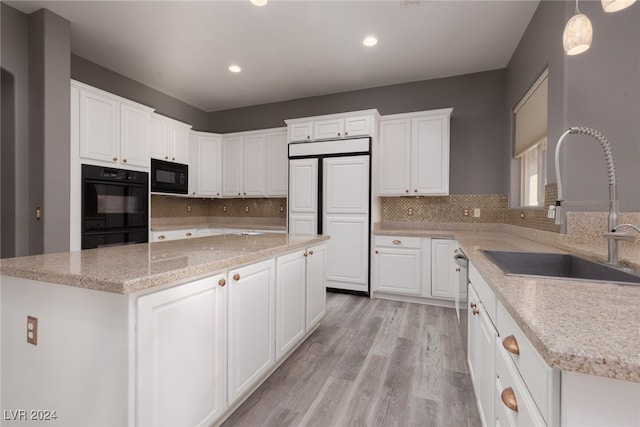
(481, 250, 640, 285)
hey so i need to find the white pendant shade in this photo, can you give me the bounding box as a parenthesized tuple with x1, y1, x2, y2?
(601, 0, 636, 12)
(563, 12, 593, 55)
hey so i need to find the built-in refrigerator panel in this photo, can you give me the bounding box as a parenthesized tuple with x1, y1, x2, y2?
(288, 137, 371, 295)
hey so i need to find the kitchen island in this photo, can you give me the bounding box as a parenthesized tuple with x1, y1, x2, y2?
(1, 233, 328, 426)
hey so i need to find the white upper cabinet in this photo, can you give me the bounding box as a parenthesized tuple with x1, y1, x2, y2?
(379, 108, 452, 196)
(286, 110, 379, 142)
(265, 130, 288, 197)
(222, 128, 286, 198)
(194, 132, 222, 197)
(76, 81, 153, 169)
(150, 113, 192, 164)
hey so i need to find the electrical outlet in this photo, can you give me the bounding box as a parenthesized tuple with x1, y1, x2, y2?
(520, 212, 526, 219)
(407, 207, 414, 216)
(473, 208, 481, 218)
(245, 205, 249, 213)
(280, 205, 284, 213)
(27, 316, 38, 346)
(187, 205, 192, 213)
(462, 208, 470, 217)
(223, 205, 227, 212)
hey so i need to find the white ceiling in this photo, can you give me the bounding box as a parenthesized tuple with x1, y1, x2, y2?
(6, 0, 540, 112)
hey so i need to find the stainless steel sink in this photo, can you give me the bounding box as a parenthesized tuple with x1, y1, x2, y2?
(481, 250, 640, 285)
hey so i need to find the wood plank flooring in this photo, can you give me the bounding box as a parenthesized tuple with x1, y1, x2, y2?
(222, 293, 481, 427)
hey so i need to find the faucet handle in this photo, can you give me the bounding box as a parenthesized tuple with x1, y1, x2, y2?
(604, 231, 637, 242)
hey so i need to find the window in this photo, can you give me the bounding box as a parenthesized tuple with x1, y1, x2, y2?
(514, 69, 548, 207)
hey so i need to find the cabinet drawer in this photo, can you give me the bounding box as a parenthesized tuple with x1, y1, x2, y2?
(497, 302, 558, 425)
(469, 263, 496, 322)
(495, 338, 546, 427)
(374, 235, 421, 249)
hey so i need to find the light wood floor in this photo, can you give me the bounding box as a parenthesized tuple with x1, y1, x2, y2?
(222, 292, 481, 427)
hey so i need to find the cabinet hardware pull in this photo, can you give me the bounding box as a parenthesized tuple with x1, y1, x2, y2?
(414, 189, 418, 193)
(185, 232, 192, 237)
(307, 135, 311, 139)
(122, 159, 127, 163)
(345, 131, 349, 136)
(454, 249, 459, 254)
(233, 273, 240, 281)
(303, 252, 308, 257)
(218, 278, 226, 287)
(501, 387, 518, 412)
(309, 250, 314, 255)
(337, 132, 341, 136)
(113, 157, 118, 161)
(158, 235, 166, 240)
(502, 335, 520, 355)
(165, 156, 169, 160)
(473, 308, 480, 316)
(405, 189, 409, 193)
(375, 250, 379, 254)
(456, 267, 461, 272)
(172, 157, 175, 161)
(392, 240, 402, 245)
(470, 302, 477, 308)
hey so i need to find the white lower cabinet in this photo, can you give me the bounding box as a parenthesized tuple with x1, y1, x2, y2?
(372, 236, 422, 295)
(276, 250, 307, 360)
(305, 243, 327, 331)
(228, 259, 276, 403)
(468, 278, 497, 427)
(136, 273, 227, 427)
(430, 239, 460, 299)
(276, 243, 327, 360)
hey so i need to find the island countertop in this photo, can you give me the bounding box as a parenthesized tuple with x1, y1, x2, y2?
(0, 233, 329, 295)
(375, 224, 640, 384)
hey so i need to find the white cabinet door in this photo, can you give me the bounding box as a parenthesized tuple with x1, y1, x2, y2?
(120, 103, 150, 168)
(323, 156, 369, 293)
(372, 247, 421, 295)
(222, 135, 243, 197)
(244, 134, 267, 197)
(136, 274, 227, 427)
(266, 131, 288, 197)
(228, 259, 276, 403)
(431, 239, 457, 299)
(289, 159, 318, 234)
(276, 250, 306, 361)
(79, 89, 120, 163)
(150, 115, 170, 160)
(313, 118, 344, 140)
(467, 284, 479, 390)
(197, 134, 222, 197)
(412, 115, 449, 195)
(379, 119, 411, 195)
(171, 125, 190, 164)
(289, 122, 313, 142)
(306, 243, 327, 331)
(344, 115, 372, 138)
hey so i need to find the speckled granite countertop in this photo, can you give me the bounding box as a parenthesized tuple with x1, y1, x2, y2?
(375, 224, 640, 383)
(0, 233, 328, 295)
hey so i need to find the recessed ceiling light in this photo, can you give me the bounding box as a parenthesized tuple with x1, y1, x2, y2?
(228, 65, 242, 73)
(250, 0, 267, 6)
(363, 36, 378, 47)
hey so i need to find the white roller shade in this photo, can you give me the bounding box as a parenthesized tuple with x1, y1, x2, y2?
(514, 71, 548, 158)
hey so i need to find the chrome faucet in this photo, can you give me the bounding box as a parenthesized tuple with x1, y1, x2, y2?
(554, 127, 625, 265)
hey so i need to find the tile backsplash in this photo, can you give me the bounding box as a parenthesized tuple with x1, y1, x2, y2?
(151, 195, 286, 220)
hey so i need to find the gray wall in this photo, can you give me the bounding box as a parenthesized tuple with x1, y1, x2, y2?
(507, 0, 640, 212)
(209, 70, 510, 195)
(1, 4, 72, 256)
(1, 3, 30, 257)
(71, 55, 210, 131)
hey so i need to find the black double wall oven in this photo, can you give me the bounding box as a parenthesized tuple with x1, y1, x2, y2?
(81, 164, 148, 249)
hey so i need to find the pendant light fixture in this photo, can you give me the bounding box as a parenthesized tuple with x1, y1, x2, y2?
(563, 0, 593, 55)
(601, 0, 636, 12)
